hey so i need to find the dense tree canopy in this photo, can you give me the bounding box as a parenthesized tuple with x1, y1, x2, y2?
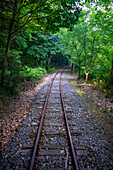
(0, 0, 113, 97)
(0, 0, 80, 84)
(55, 1, 113, 95)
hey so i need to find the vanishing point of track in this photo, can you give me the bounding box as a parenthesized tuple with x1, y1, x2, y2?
(29, 69, 79, 170)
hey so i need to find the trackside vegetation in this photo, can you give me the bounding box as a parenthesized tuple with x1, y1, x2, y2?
(56, 2, 113, 97)
(0, 0, 113, 99)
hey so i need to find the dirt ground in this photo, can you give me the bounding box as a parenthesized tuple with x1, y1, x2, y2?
(0, 75, 51, 151)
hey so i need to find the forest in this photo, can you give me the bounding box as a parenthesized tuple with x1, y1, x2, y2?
(0, 0, 113, 99)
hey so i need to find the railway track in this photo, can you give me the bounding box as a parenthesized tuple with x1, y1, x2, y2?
(29, 69, 79, 170)
(1, 68, 113, 170)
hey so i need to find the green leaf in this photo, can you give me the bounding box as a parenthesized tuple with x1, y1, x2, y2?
(60, 150, 64, 153)
(50, 138, 54, 140)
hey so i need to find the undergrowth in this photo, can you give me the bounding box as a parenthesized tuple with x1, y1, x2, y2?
(0, 66, 55, 103)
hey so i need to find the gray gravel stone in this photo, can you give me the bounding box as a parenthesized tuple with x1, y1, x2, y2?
(0, 70, 113, 170)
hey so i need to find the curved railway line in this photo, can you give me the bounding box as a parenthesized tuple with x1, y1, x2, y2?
(29, 69, 79, 169)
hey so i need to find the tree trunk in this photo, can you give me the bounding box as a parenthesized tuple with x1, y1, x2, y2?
(47, 60, 50, 66)
(1, 34, 11, 85)
(44, 62, 46, 68)
(78, 60, 81, 79)
(57, 56, 59, 67)
(107, 59, 113, 88)
(47, 54, 52, 66)
(1, 3, 17, 85)
(38, 59, 41, 67)
(85, 72, 89, 82)
(73, 64, 75, 75)
(35, 57, 37, 66)
(71, 63, 73, 71)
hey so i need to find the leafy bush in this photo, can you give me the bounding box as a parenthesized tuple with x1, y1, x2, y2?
(0, 71, 21, 97)
(38, 67, 46, 74)
(105, 86, 113, 97)
(20, 66, 46, 82)
(0, 66, 46, 100)
(45, 65, 50, 71)
(49, 67, 56, 72)
(93, 79, 106, 90)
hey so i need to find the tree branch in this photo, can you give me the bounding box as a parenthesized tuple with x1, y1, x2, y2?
(11, 11, 57, 37)
(15, 0, 56, 18)
(11, 17, 32, 36)
(15, 0, 37, 16)
(88, 35, 96, 72)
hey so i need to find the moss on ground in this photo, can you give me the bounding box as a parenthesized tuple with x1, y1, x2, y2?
(70, 80, 85, 97)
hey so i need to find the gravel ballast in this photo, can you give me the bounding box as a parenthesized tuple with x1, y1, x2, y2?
(0, 69, 113, 169)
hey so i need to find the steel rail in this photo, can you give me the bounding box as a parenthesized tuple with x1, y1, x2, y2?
(29, 69, 62, 170)
(59, 70, 79, 170)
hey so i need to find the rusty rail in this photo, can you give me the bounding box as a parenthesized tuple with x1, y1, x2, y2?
(29, 69, 61, 170)
(59, 70, 79, 170)
(29, 69, 79, 169)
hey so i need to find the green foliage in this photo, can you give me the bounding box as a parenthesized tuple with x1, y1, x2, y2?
(20, 66, 46, 82)
(54, 1, 113, 95)
(0, 0, 81, 87)
(105, 87, 113, 98)
(0, 48, 23, 96)
(26, 31, 54, 67)
(49, 67, 56, 72)
(0, 70, 21, 96)
(38, 67, 46, 75)
(14, 36, 27, 49)
(0, 65, 46, 97)
(0, 0, 113, 99)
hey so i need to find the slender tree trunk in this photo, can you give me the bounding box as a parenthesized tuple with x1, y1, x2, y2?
(57, 56, 58, 66)
(1, 34, 11, 85)
(38, 59, 41, 67)
(107, 59, 113, 88)
(84, 34, 87, 69)
(35, 57, 37, 66)
(47, 60, 50, 66)
(85, 72, 89, 82)
(1, 0, 17, 85)
(47, 54, 52, 66)
(73, 64, 75, 75)
(88, 36, 96, 73)
(60, 56, 61, 65)
(44, 62, 46, 68)
(84, 69, 89, 82)
(71, 63, 73, 71)
(78, 60, 81, 79)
